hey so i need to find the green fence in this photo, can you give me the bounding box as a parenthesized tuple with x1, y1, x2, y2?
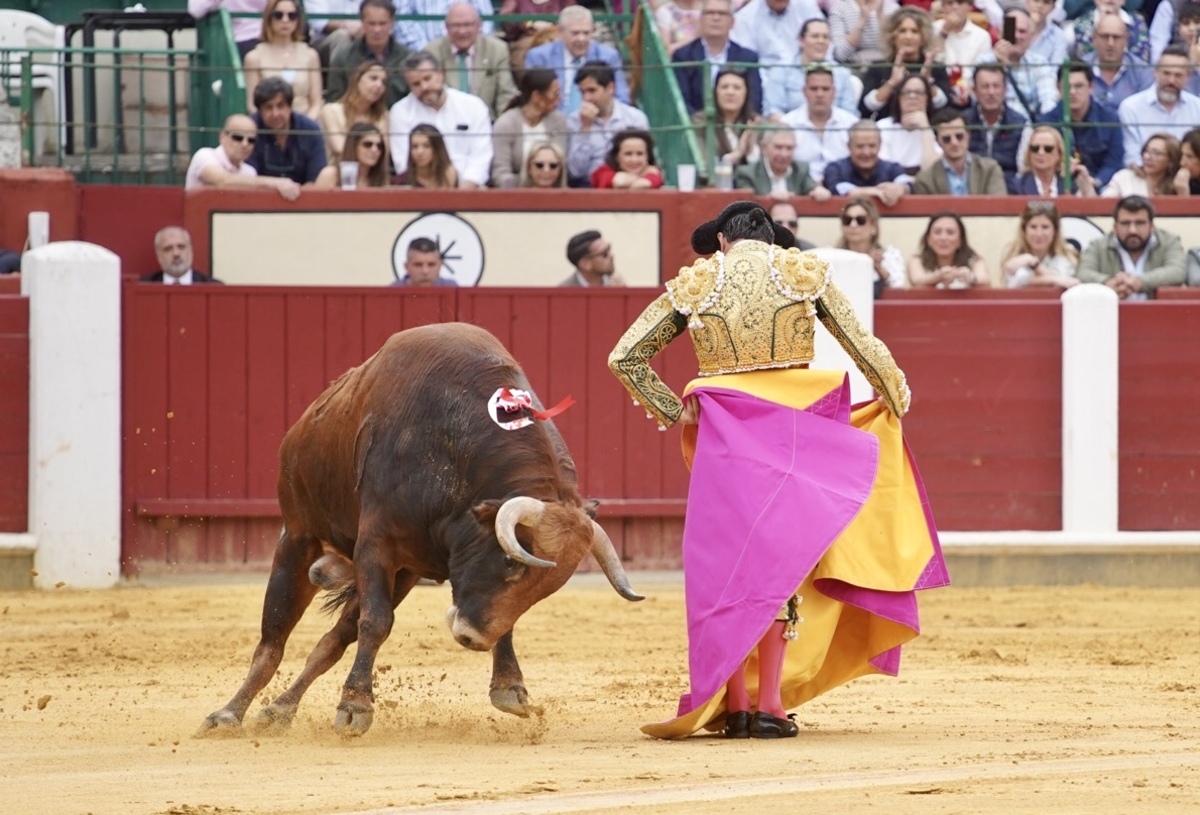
(633, 3, 703, 188)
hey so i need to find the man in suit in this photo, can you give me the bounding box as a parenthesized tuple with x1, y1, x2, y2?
(140, 227, 223, 285)
(426, 2, 518, 120)
(672, 0, 762, 115)
(912, 110, 1008, 195)
(735, 126, 829, 201)
(524, 7, 630, 115)
(560, 230, 626, 287)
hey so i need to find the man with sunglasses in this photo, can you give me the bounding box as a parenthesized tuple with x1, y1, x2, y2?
(1037, 63, 1124, 188)
(561, 230, 626, 287)
(566, 62, 649, 187)
(185, 114, 301, 200)
(912, 109, 1007, 195)
(247, 77, 327, 186)
(767, 201, 816, 250)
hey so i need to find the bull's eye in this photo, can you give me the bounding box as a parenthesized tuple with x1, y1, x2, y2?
(502, 555, 517, 569)
(501, 555, 526, 582)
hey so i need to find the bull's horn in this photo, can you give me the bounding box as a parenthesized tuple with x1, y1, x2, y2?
(590, 520, 644, 602)
(495, 496, 557, 568)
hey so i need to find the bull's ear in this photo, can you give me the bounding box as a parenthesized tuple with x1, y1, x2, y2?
(583, 499, 600, 520)
(471, 499, 502, 526)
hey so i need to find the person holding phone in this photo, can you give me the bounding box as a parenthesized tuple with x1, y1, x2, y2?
(992, 8, 1061, 119)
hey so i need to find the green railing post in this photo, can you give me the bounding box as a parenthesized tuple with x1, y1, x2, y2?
(20, 55, 34, 166)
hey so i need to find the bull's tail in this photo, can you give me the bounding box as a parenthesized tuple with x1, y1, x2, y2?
(321, 582, 358, 615)
(308, 551, 356, 613)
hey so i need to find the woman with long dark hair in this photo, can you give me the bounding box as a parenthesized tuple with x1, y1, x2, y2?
(690, 68, 760, 170)
(395, 124, 458, 189)
(318, 61, 389, 165)
(313, 122, 390, 189)
(490, 68, 568, 188)
(591, 129, 664, 189)
(907, 211, 991, 288)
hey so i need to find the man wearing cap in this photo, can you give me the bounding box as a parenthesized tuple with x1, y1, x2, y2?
(560, 231, 626, 287)
(609, 200, 947, 743)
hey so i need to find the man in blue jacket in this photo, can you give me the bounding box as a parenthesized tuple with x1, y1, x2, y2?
(671, 0, 762, 114)
(523, 6, 629, 115)
(247, 77, 327, 186)
(1038, 63, 1125, 189)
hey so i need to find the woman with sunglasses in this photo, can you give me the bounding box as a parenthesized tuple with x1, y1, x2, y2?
(907, 211, 991, 289)
(876, 74, 939, 175)
(244, 0, 323, 117)
(690, 68, 760, 173)
(491, 68, 568, 189)
(313, 123, 390, 189)
(1000, 201, 1080, 289)
(395, 124, 459, 188)
(520, 143, 567, 188)
(1013, 126, 1097, 197)
(318, 61, 390, 165)
(836, 196, 907, 297)
(1103, 133, 1182, 197)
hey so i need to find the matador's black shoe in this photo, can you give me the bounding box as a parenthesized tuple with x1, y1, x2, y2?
(723, 710, 751, 739)
(748, 710, 799, 739)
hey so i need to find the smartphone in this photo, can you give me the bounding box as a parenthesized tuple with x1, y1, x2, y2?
(1003, 16, 1017, 43)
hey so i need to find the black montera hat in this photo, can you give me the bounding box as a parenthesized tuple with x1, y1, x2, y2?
(690, 200, 796, 254)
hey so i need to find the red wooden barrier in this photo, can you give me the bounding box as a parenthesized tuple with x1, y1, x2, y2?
(0, 295, 29, 533)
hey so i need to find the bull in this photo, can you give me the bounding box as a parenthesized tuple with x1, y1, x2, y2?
(197, 323, 642, 737)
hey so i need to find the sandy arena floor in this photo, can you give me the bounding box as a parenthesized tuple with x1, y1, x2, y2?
(1, 573, 1198, 815)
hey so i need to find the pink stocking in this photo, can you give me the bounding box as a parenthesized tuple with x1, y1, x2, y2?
(725, 661, 751, 713)
(756, 621, 789, 718)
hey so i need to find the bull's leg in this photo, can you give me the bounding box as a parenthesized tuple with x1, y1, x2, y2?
(334, 536, 397, 736)
(489, 631, 532, 717)
(254, 570, 421, 733)
(197, 531, 323, 736)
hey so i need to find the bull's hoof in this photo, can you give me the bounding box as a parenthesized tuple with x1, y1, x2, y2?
(334, 703, 374, 737)
(250, 702, 298, 734)
(194, 710, 243, 738)
(489, 684, 532, 718)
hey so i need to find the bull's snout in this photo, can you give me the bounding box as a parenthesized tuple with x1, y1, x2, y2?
(445, 605, 492, 651)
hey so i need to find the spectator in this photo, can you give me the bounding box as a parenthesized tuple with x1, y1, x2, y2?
(1024, 0, 1069, 71)
(427, 2, 519, 120)
(671, 0, 762, 115)
(731, 0, 824, 69)
(859, 8, 952, 120)
(188, 0, 267, 58)
(525, 7, 630, 115)
(390, 51, 494, 188)
(244, 0, 323, 118)
(1074, 0, 1151, 64)
(498, 0, 572, 73)
(654, 0, 703, 56)
(828, 0, 900, 68)
(764, 19, 861, 118)
(566, 61, 650, 187)
(140, 227, 223, 285)
(692, 68, 761, 171)
(1175, 127, 1200, 194)
(912, 109, 1008, 195)
(1013, 125, 1098, 195)
(1103, 133, 1182, 196)
(1082, 13, 1154, 110)
(1000, 200, 1081, 288)
(1119, 46, 1200, 167)
(246, 78, 328, 185)
(561, 230, 627, 286)
(318, 61, 391, 164)
(0, 248, 20, 275)
(185, 113, 302, 200)
(307, 0, 363, 66)
(521, 142, 568, 187)
(314, 122, 392, 188)
(391, 237, 459, 286)
(932, 0, 994, 106)
(963, 64, 1033, 193)
(1183, 5, 1200, 96)
(326, 0, 413, 107)
(837, 196, 906, 296)
(993, 8, 1060, 119)
(1076, 195, 1186, 298)
(1037, 62, 1125, 188)
(877, 74, 940, 174)
(393, 0, 495, 51)
(590, 129, 665, 189)
(767, 200, 817, 249)
(490, 69, 567, 188)
(907, 212, 991, 288)
(394, 123, 459, 187)
(1148, 0, 1200, 64)
(735, 126, 826, 199)
(823, 120, 913, 204)
(779, 66, 859, 184)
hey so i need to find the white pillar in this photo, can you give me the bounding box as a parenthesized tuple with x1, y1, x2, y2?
(22, 242, 122, 589)
(1062, 283, 1118, 534)
(810, 247, 875, 403)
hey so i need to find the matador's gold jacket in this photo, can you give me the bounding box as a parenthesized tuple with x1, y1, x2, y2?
(607, 240, 911, 428)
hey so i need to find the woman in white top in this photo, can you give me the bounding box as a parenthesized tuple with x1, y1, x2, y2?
(1103, 133, 1182, 198)
(1000, 200, 1080, 289)
(243, 0, 323, 117)
(490, 68, 568, 188)
(837, 195, 908, 298)
(318, 61, 390, 165)
(876, 74, 940, 174)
